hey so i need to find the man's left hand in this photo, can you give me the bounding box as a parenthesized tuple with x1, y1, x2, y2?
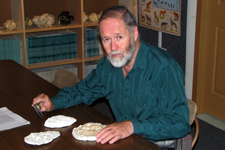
(96, 121, 134, 144)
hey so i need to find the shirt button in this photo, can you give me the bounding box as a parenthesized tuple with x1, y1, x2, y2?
(126, 99, 128, 101)
(126, 82, 129, 84)
(143, 104, 146, 106)
(125, 116, 127, 119)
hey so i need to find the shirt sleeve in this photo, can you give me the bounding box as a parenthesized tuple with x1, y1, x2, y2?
(130, 64, 191, 142)
(51, 68, 105, 110)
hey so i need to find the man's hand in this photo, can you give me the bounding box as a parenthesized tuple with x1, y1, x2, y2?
(96, 121, 134, 144)
(32, 93, 54, 112)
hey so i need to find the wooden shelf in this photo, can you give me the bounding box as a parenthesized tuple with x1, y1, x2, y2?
(84, 54, 105, 62)
(0, 28, 23, 35)
(25, 23, 82, 33)
(27, 58, 83, 69)
(84, 21, 98, 27)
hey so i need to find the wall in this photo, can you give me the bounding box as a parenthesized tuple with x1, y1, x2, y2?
(119, 0, 134, 12)
(185, 0, 197, 100)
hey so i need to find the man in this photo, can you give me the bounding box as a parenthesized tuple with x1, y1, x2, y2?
(32, 6, 190, 145)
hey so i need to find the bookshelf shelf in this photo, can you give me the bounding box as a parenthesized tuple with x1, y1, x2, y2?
(25, 23, 83, 33)
(1, 0, 135, 80)
(84, 21, 98, 27)
(0, 28, 24, 35)
(27, 58, 83, 70)
(84, 54, 105, 62)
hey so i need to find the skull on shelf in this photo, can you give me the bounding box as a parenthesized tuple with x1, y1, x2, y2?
(32, 13, 55, 28)
(4, 20, 17, 30)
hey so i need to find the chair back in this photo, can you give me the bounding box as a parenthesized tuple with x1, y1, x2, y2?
(187, 99, 199, 149)
(53, 69, 79, 89)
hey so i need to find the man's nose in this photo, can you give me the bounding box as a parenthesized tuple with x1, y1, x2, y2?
(111, 40, 118, 51)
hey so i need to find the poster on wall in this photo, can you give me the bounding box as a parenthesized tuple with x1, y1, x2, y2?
(139, 0, 182, 36)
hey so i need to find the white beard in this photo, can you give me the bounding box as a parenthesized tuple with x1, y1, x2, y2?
(107, 39, 136, 68)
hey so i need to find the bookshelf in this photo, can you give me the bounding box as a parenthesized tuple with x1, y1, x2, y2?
(0, 0, 135, 80)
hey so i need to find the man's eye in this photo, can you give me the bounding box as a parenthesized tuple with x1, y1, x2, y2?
(118, 36, 123, 39)
(103, 38, 109, 42)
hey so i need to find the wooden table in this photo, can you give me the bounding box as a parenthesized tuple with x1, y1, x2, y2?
(0, 60, 159, 150)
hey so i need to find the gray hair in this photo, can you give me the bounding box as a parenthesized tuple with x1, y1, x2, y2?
(97, 6, 138, 36)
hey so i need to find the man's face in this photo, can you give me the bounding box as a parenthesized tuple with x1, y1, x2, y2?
(99, 18, 136, 68)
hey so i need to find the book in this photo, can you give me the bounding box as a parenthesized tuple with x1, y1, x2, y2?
(0, 36, 21, 64)
(0, 39, 5, 60)
(84, 28, 100, 57)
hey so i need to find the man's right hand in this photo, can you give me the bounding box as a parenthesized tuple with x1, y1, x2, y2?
(32, 93, 54, 112)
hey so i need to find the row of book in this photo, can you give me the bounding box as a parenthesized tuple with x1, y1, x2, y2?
(1, 29, 104, 65)
(84, 27, 104, 57)
(30, 64, 78, 83)
(26, 31, 78, 64)
(0, 36, 21, 64)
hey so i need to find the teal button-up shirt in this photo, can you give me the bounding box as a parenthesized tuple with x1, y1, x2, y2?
(51, 39, 190, 142)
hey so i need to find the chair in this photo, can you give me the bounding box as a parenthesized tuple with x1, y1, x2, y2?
(53, 69, 80, 89)
(146, 99, 200, 150)
(187, 99, 199, 149)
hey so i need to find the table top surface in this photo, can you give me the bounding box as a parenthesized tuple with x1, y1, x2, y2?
(0, 60, 159, 150)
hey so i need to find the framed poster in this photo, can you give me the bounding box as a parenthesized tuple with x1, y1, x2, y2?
(139, 0, 182, 36)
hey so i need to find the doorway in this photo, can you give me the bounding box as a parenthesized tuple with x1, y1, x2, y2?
(193, 0, 225, 121)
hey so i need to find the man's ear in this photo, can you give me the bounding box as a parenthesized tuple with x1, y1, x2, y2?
(133, 26, 139, 41)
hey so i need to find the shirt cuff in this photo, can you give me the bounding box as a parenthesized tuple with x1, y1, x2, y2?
(50, 95, 64, 110)
(130, 118, 150, 134)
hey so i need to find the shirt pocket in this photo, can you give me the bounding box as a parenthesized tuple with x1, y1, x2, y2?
(134, 95, 159, 119)
(101, 88, 115, 101)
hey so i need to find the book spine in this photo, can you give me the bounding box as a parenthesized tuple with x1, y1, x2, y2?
(93, 29, 99, 56)
(69, 33, 77, 58)
(13, 39, 21, 64)
(0, 40, 5, 60)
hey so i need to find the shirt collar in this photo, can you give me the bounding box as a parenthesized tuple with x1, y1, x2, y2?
(132, 38, 149, 70)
